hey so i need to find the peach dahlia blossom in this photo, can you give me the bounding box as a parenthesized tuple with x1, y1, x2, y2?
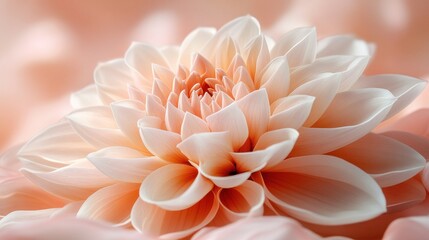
(10, 16, 428, 238)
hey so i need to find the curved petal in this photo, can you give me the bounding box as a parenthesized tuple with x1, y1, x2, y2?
(94, 59, 135, 104)
(271, 27, 317, 68)
(257, 56, 290, 103)
(139, 128, 187, 163)
(179, 27, 216, 67)
(165, 102, 185, 134)
(254, 155, 386, 225)
(236, 89, 270, 144)
(214, 180, 264, 224)
(269, 95, 315, 130)
(293, 88, 396, 155)
(70, 84, 103, 109)
(131, 191, 219, 239)
(383, 216, 429, 240)
(317, 35, 373, 57)
(380, 131, 429, 161)
(352, 74, 427, 119)
(181, 112, 210, 140)
(243, 35, 270, 79)
(140, 164, 213, 211)
(18, 121, 96, 166)
(87, 146, 166, 183)
(21, 159, 114, 201)
(382, 178, 426, 213)
(0, 209, 58, 229)
(111, 99, 146, 144)
(77, 183, 139, 226)
(206, 103, 249, 150)
(330, 133, 426, 187)
(202, 171, 251, 189)
(66, 106, 136, 149)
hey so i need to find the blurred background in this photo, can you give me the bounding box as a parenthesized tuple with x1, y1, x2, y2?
(1, 0, 429, 152)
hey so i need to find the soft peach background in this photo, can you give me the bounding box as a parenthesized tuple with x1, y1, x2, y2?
(1, 0, 429, 152)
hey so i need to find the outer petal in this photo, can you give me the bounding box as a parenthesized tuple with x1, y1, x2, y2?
(0, 209, 58, 229)
(293, 88, 396, 155)
(352, 74, 427, 119)
(179, 27, 216, 67)
(70, 84, 103, 108)
(330, 133, 426, 187)
(111, 99, 146, 145)
(67, 106, 137, 149)
(131, 192, 219, 239)
(140, 128, 187, 163)
(381, 131, 429, 160)
(382, 178, 426, 213)
(77, 183, 139, 226)
(317, 35, 374, 57)
(140, 164, 213, 211)
(87, 146, 166, 183)
(269, 95, 315, 130)
(383, 216, 429, 240)
(243, 35, 270, 79)
(257, 56, 290, 103)
(271, 27, 317, 68)
(254, 155, 386, 225)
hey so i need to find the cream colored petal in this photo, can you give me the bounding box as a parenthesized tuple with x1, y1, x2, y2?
(77, 183, 139, 226)
(258, 56, 290, 103)
(18, 121, 96, 166)
(317, 35, 373, 57)
(131, 192, 218, 239)
(214, 180, 264, 225)
(139, 128, 187, 163)
(290, 55, 369, 93)
(160, 46, 179, 71)
(293, 88, 396, 155)
(206, 103, 249, 150)
(269, 95, 315, 130)
(94, 59, 135, 104)
(67, 106, 136, 149)
(0, 209, 58, 229)
(179, 27, 216, 67)
(181, 112, 210, 140)
(177, 132, 234, 175)
(270, 27, 317, 68)
(383, 216, 429, 240)
(215, 37, 239, 71)
(140, 164, 213, 211)
(352, 74, 427, 119)
(381, 131, 429, 160)
(330, 133, 425, 187)
(124, 42, 169, 82)
(111, 100, 146, 144)
(382, 178, 426, 213)
(70, 85, 103, 109)
(145, 94, 165, 122)
(21, 159, 115, 201)
(236, 89, 270, 144)
(165, 102, 185, 134)
(255, 155, 386, 225)
(87, 146, 166, 183)
(243, 35, 270, 79)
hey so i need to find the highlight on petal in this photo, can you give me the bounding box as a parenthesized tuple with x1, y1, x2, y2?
(87, 146, 166, 183)
(70, 84, 103, 109)
(131, 191, 219, 239)
(139, 128, 187, 163)
(293, 88, 396, 155)
(352, 74, 427, 119)
(271, 27, 317, 68)
(179, 27, 216, 67)
(254, 155, 386, 225)
(330, 133, 426, 187)
(140, 164, 213, 211)
(77, 183, 139, 226)
(317, 35, 374, 57)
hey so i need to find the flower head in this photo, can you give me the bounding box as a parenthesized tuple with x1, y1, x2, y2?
(13, 16, 427, 238)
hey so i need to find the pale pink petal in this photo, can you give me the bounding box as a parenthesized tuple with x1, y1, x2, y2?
(317, 35, 374, 57)
(94, 59, 135, 104)
(124, 42, 169, 82)
(21, 159, 114, 201)
(140, 164, 213, 211)
(422, 163, 429, 192)
(139, 127, 187, 163)
(70, 84, 103, 109)
(206, 103, 249, 150)
(269, 95, 315, 130)
(160, 46, 179, 72)
(77, 183, 139, 226)
(0, 209, 58, 229)
(293, 88, 396, 155)
(257, 56, 290, 103)
(243, 35, 270, 79)
(271, 27, 317, 68)
(330, 133, 425, 187)
(193, 216, 322, 240)
(131, 192, 218, 239)
(383, 216, 429, 240)
(179, 27, 216, 67)
(87, 146, 166, 183)
(165, 102, 185, 134)
(254, 155, 386, 225)
(383, 178, 426, 213)
(377, 109, 429, 138)
(214, 37, 239, 72)
(0, 144, 22, 170)
(236, 89, 270, 144)
(214, 180, 264, 224)
(67, 106, 136, 149)
(181, 112, 210, 140)
(0, 216, 149, 240)
(202, 171, 251, 189)
(380, 131, 429, 160)
(111, 99, 146, 144)
(353, 74, 427, 119)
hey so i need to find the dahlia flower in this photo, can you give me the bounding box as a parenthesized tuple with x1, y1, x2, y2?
(2, 16, 427, 239)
